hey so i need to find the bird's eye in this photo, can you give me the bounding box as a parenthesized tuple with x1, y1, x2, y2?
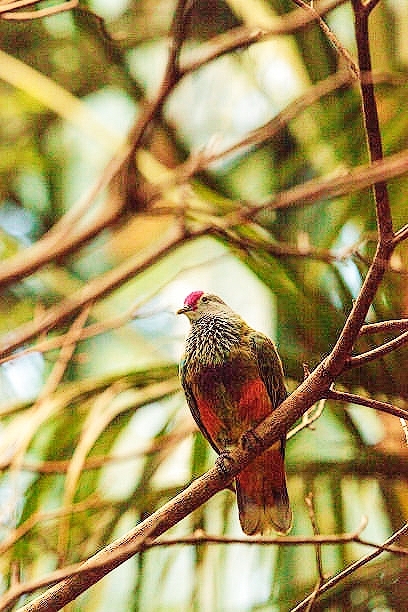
(201, 296, 209, 303)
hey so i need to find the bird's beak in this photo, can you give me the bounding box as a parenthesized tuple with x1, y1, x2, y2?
(177, 305, 191, 315)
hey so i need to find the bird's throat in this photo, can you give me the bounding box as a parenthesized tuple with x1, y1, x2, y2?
(185, 315, 242, 368)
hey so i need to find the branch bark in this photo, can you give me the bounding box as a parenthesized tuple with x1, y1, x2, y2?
(16, 365, 331, 611)
(4, 0, 408, 610)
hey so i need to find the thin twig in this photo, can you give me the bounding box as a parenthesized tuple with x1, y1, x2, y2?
(359, 319, 408, 336)
(291, 0, 358, 76)
(322, 0, 396, 378)
(0, 0, 188, 292)
(0, 224, 186, 359)
(180, 0, 347, 75)
(0, 517, 372, 611)
(4, 518, 408, 611)
(326, 388, 408, 421)
(347, 329, 408, 368)
(352, 0, 393, 240)
(393, 223, 408, 246)
(0, 420, 194, 473)
(400, 418, 408, 446)
(6, 306, 91, 484)
(290, 523, 408, 612)
(305, 493, 325, 581)
(0, 496, 101, 556)
(304, 492, 325, 612)
(146, 70, 402, 200)
(287, 399, 326, 440)
(0, 0, 77, 20)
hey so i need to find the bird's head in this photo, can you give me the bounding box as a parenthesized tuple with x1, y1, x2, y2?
(177, 291, 230, 322)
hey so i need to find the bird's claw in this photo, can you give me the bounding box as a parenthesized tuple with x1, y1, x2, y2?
(240, 428, 263, 452)
(216, 450, 233, 474)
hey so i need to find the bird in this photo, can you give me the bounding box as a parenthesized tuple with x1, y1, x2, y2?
(177, 290, 292, 535)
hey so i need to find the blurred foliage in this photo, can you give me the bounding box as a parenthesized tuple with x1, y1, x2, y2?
(0, 0, 407, 610)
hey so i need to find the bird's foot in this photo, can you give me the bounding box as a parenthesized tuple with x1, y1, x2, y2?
(240, 428, 263, 452)
(216, 450, 233, 475)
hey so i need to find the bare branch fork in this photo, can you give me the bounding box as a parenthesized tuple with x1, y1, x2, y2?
(4, 1, 408, 611)
(3, 517, 407, 611)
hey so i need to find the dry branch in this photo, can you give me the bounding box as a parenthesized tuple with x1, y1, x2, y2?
(290, 522, 408, 612)
(1, 0, 407, 609)
(0, 0, 77, 20)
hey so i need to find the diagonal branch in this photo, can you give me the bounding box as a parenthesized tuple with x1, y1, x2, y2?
(321, 0, 396, 377)
(180, 0, 347, 74)
(359, 319, 408, 335)
(0, 0, 190, 292)
(0, 224, 185, 359)
(352, 0, 393, 240)
(325, 389, 408, 421)
(15, 365, 331, 611)
(0, 0, 77, 20)
(290, 522, 408, 612)
(393, 223, 408, 246)
(347, 329, 408, 368)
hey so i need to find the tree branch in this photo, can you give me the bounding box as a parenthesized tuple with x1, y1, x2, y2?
(347, 329, 408, 368)
(290, 522, 408, 612)
(321, 0, 396, 377)
(352, 0, 393, 240)
(0, 0, 189, 292)
(0, 0, 78, 20)
(0, 224, 186, 359)
(359, 319, 408, 336)
(180, 0, 347, 75)
(15, 365, 332, 611)
(326, 389, 408, 421)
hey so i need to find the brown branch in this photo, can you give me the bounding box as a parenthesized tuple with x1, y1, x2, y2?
(287, 399, 326, 440)
(150, 147, 408, 236)
(304, 494, 325, 612)
(0, 151, 126, 291)
(359, 319, 408, 336)
(320, 0, 396, 379)
(394, 222, 408, 246)
(215, 227, 340, 263)
(0, 0, 41, 14)
(156, 69, 356, 190)
(326, 389, 408, 421)
(0, 82, 406, 297)
(237, 149, 408, 220)
(151, 518, 369, 547)
(180, 0, 347, 75)
(147, 70, 402, 200)
(0, 249, 227, 366)
(290, 523, 408, 612)
(0, 0, 189, 292)
(10, 363, 407, 610)
(0, 0, 78, 20)
(352, 0, 393, 241)
(1, 0, 79, 21)
(5, 516, 407, 611)
(0, 223, 186, 359)
(0, 516, 377, 611)
(0, 420, 193, 474)
(291, 0, 358, 76)
(347, 329, 408, 368)
(3, 1, 406, 610)
(14, 364, 333, 611)
(305, 492, 325, 602)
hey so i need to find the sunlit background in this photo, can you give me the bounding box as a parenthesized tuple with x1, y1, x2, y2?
(0, 0, 408, 610)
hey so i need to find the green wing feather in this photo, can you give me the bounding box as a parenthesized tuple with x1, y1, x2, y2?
(179, 359, 221, 454)
(249, 332, 287, 409)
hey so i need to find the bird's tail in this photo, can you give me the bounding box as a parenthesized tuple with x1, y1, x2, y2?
(235, 441, 292, 535)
